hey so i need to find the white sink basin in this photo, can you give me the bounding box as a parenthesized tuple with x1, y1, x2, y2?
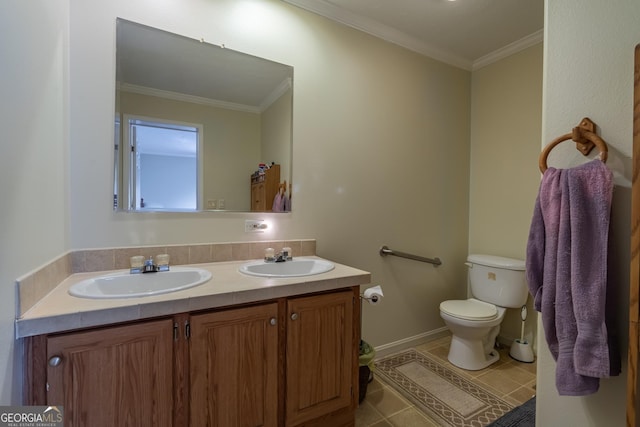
(69, 267, 212, 299)
(239, 258, 335, 278)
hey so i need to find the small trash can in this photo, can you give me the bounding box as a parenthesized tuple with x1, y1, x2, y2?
(358, 340, 376, 403)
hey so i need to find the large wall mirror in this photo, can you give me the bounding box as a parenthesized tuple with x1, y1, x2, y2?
(114, 19, 293, 213)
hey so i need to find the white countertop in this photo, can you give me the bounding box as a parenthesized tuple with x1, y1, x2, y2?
(16, 256, 371, 338)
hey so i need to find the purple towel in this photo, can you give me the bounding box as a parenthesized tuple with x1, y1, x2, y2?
(526, 159, 616, 396)
(272, 193, 283, 212)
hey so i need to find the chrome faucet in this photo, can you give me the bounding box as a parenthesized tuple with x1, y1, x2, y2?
(264, 247, 292, 263)
(265, 249, 287, 263)
(143, 257, 157, 273)
(275, 248, 293, 263)
(130, 255, 170, 274)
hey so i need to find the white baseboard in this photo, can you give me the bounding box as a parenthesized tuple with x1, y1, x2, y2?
(372, 328, 536, 359)
(372, 327, 450, 359)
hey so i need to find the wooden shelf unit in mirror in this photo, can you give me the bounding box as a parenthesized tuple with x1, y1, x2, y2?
(251, 164, 280, 212)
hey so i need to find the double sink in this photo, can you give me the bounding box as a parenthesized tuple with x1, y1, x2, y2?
(69, 258, 335, 299)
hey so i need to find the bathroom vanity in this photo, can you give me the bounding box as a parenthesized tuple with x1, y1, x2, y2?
(19, 257, 370, 427)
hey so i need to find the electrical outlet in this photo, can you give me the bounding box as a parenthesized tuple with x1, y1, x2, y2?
(218, 199, 225, 209)
(245, 220, 266, 233)
(207, 199, 216, 209)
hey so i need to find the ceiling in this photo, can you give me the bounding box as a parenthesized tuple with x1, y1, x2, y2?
(282, 0, 544, 70)
(117, 19, 293, 111)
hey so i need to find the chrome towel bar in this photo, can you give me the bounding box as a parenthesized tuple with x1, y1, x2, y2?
(379, 246, 442, 266)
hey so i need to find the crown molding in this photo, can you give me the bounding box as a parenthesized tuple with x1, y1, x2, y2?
(472, 29, 544, 71)
(118, 80, 291, 113)
(117, 83, 262, 114)
(282, 0, 473, 70)
(283, 0, 543, 72)
(259, 77, 293, 111)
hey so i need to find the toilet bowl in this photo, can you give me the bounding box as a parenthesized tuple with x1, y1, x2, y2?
(440, 299, 506, 370)
(439, 255, 527, 371)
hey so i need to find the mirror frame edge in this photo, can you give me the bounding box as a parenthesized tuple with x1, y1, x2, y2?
(627, 42, 640, 427)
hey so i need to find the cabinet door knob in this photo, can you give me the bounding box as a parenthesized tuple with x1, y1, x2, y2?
(48, 356, 63, 367)
(269, 317, 277, 326)
(290, 313, 298, 321)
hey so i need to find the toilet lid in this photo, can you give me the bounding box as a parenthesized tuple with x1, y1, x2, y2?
(440, 299, 498, 321)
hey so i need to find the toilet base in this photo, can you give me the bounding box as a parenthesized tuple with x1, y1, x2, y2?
(448, 335, 500, 370)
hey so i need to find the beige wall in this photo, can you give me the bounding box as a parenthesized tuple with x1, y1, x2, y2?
(0, 1, 70, 403)
(262, 88, 293, 188)
(469, 44, 543, 259)
(537, 0, 637, 425)
(469, 44, 543, 346)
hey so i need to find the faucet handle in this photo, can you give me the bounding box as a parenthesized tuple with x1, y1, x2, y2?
(156, 254, 170, 271)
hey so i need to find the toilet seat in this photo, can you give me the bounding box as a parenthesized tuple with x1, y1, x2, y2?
(440, 299, 498, 321)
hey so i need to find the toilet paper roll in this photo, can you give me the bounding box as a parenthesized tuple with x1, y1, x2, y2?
(363, 285, 384, 305)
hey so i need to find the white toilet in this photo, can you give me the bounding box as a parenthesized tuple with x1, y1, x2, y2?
(439, 254, 528, 370)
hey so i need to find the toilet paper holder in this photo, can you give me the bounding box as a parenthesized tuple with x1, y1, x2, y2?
(361, 285, 383, 305)
(365, 294, 380, 304)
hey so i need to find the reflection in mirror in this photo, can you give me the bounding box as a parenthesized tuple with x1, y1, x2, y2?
(114, 19, 293, 212)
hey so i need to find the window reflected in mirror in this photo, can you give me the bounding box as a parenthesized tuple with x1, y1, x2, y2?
(123, 117, 201, 211)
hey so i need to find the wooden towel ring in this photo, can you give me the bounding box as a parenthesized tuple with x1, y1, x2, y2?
(538, 117, 608, 173)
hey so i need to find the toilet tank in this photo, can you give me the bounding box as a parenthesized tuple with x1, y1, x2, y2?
(467, 254, 528, 308)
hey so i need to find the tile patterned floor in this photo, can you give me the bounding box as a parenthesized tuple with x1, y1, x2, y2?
(356, 335, 537, 427)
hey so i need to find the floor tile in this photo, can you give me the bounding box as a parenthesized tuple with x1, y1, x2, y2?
(514, 359, 537, 374)
(476, 369, 524, 395)
(493, 362, 536, 384)
(387, 407, 440, 427)
(356, 400, 384, 426)
(424, 344, 450, 363)
(505, 385, 537, 405)
(365, 386, 411, 418)
(369, 420, 393, 427)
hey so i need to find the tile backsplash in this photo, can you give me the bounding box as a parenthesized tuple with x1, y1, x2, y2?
(17, 239, 316, 317)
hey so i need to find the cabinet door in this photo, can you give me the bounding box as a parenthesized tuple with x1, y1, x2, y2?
(46, 319, 174, 427)
(285, 291, 354, 427)
(190, 303, 279, 427)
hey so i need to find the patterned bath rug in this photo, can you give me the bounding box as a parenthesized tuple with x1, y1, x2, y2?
(375, 349, 514, 427)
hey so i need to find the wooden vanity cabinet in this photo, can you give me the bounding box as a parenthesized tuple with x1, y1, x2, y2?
(24, 287, 360, 427)
(285, 291, 356, 427)
(189, 303, 280, 427)
(45, 318, 175, 427)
